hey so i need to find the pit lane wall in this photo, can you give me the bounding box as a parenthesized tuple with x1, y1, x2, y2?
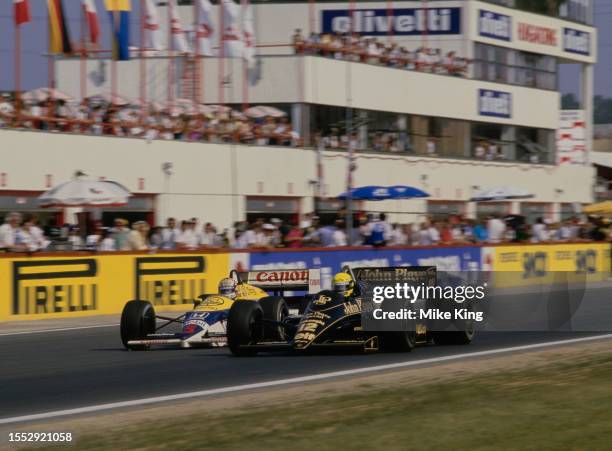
(0, 242, 609, 321)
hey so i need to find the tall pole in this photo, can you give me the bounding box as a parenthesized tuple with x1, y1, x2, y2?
(218, 0, 225, 108)
(15, 19, 21, 121)
(111, 10, 118, 105)
(193, 0, 200, 104)
(241, 0, 248, 112)
(345, 0, 356, 244)
(386, 0, 394, 44)
(167, 1, 174, 106)
(140, 0, 147, 123)
(80, 4, 86, 103)
(421, 0, 428, 48)
(308, 0, 315, 35)
(47, 8, 55, 131)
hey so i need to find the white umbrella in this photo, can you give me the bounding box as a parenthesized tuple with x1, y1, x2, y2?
(470, 186, 534, 202)
(86, 93, 131, 106)
(245, 105, 286, 119)
(39, 174, 131, 208)
(129, 99, 164, 112)
(22, 87, 73, 103)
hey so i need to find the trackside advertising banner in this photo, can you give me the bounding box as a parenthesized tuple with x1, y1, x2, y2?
(481, 243, 611, 287)
(1, 244, 610, 321)
(0, 253, 229, 321)
(247, 247, 482, 290)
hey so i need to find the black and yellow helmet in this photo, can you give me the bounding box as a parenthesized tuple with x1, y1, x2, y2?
(332, 272, 354, 297)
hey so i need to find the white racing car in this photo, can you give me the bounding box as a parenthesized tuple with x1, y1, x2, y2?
(119, 268, 321, 350)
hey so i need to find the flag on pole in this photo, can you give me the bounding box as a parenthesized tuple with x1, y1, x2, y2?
(82, 0, 100, 44)
(14, 0, 31, 25)
(47, 0, 72, 55)
(105, 0, 131, 61)
(242, 0, 255, 67)
(221, 0, 243, 57)
(196, 0, 215, 56)
(169, 0, 191, 54)
(144, 0, 164, 51)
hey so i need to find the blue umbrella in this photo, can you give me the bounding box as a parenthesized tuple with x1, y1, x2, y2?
(338, 185, 429, 200)
(388, 185, 430, 199)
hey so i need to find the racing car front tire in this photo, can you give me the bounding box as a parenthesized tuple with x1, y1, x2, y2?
(258, 296, 288, 341)
(381, 330, 416, 352)
(227, 301, 264, 356)
(120, 300, 156, 350)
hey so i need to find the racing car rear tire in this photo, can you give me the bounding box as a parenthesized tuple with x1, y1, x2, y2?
(227, 301, 264, 356)
(258, 296, 289, 341)
(381, 330, 416, 352)
(432, 329, 475, 345)
(120, 300, 156, 351)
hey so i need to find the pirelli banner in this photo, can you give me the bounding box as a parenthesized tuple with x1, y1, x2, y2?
(0, 253, 230, 321)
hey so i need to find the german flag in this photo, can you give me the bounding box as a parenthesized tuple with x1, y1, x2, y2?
(48, 0, 72, 55)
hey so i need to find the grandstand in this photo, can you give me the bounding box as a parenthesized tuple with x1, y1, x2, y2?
(0, 0, 597, 230)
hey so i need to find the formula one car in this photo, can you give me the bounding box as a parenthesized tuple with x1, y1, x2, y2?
(226, 266, 475, 356)
(119, 268, 322, 350)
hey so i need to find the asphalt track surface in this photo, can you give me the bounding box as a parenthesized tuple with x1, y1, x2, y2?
(0, 325, 607, 421)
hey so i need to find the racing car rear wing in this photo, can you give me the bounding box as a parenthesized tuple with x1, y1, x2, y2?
(241, 269, 322, 294)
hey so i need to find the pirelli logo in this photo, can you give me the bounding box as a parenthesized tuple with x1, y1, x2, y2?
(12, 259, 98, 315)
(134, 256, 207, 306)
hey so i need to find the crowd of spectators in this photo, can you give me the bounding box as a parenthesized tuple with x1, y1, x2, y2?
(293, 29, 471, 77)
(0, 211, 608, 253)
(0, 95, 301, 147)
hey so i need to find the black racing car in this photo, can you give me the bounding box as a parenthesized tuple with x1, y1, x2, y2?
(226, 265, 476, 356)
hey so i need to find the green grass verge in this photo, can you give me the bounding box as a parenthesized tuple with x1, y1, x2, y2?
(30, 352, 612, 451)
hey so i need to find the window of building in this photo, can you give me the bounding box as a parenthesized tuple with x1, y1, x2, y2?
(474, 43, 557, 90)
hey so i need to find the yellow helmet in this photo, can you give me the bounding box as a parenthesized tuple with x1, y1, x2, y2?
(333, 272, 354, 297)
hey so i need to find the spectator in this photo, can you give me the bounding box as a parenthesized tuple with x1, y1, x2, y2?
(427, 221, 441, 244)
(417, 222, 433, 246)
(200, 222, 220, 247)
(149, 226, 164, 249)
(0, 212, 22, 251)
(389, 223, 408, 246)
(176, 220, 199, 250)
(331, 219, 347, 246)
(111, 218, 131, 250)
(161, 217, 180, 250)
(15, 219, 38, 251)
(427, 138, 437, 156)
(531, 217, 549, 243)
(127, 221, 150, 250)
(98, 229, 116, 251)
(86, 222, 104, 249)
(473, 219, 488, 242)
(284, 222, 304, 248)
(486, 214, 506, 243)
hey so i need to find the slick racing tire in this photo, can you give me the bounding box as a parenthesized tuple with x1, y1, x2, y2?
(381, 330, 416, 352)
(227, 301, 264, 356)
(432, 328, 475, 345)
(120, 300, 156, 351)
(258, 296, 289, 341)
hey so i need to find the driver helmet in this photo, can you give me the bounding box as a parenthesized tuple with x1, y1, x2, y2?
(218, 277, 238, 299)
(332, 272, 354, 297)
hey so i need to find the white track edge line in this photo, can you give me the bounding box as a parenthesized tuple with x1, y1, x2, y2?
(1, 333, 611, 425)
(0, 324, 119, 337)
